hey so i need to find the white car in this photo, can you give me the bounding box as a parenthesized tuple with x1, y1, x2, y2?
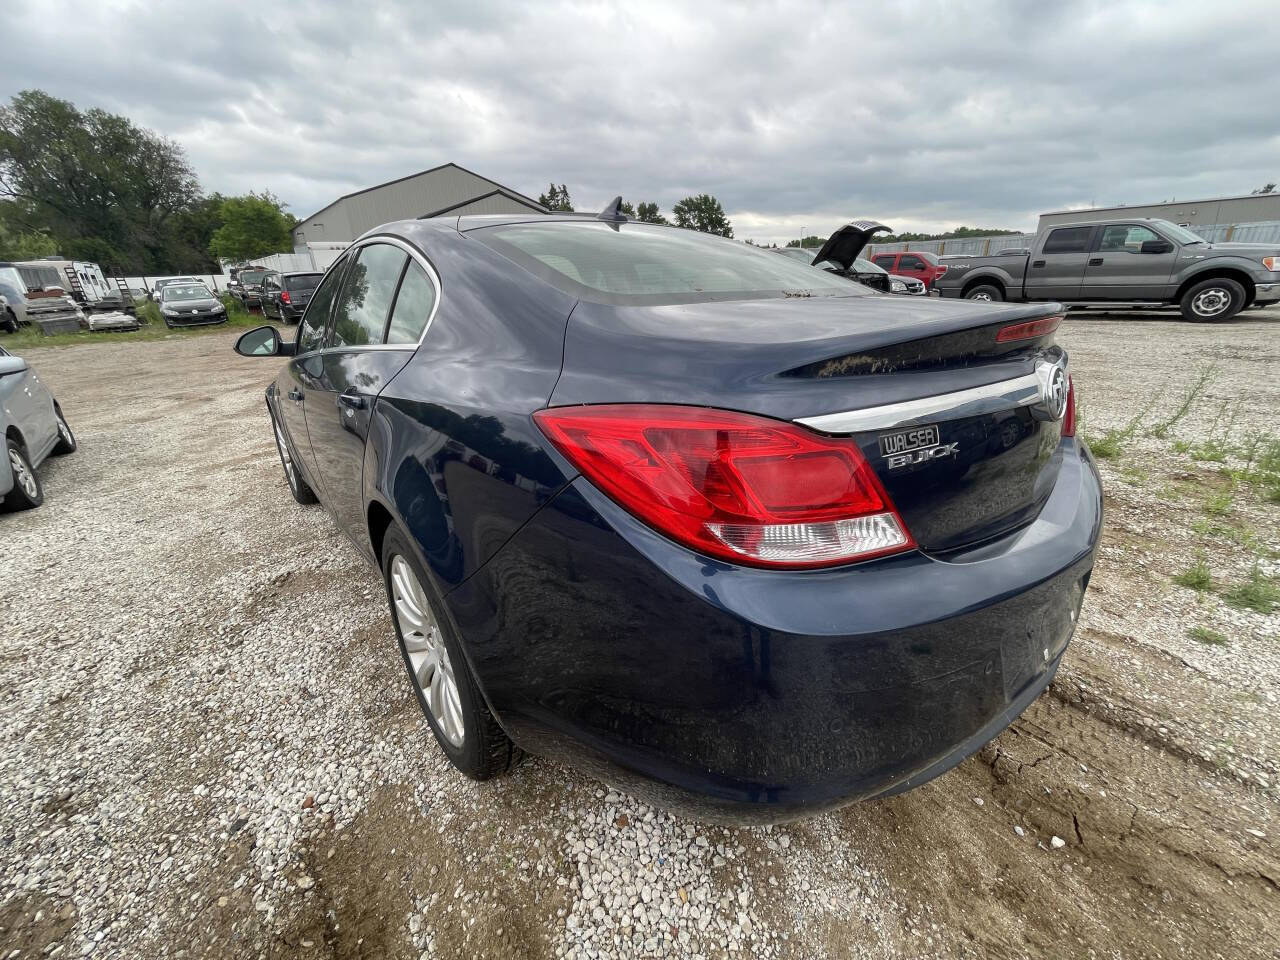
(0, 345, 76, 511)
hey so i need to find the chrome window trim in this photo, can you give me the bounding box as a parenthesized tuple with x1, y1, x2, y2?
(796, 357, 1067, 435)
(296, 234, 442, 358)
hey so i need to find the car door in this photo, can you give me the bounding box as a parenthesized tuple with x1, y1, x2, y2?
(894, 253, 930, 286)
(1078, 223, 1177, 300)
(303, 239, 432, 547)
(1025, 225, 1095, 301)
(2, 359, 56, 462)
(261, 273, 280, 318)
(279, 255, 348, 500)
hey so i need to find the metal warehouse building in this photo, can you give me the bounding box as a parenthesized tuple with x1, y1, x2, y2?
(1038, 192, 1280, 232)
(291, 163, 547, 249)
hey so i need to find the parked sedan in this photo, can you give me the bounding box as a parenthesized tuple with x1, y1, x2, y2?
(0, 345, 76, 511)
(159, 283, 226, 327)
(235, 209, 1100, 821)
(261, 271, 323, 324)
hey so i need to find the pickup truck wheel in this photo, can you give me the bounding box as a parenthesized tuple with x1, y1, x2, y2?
(964, 284, 1004, 302)
(1180, 278, 1245, 323)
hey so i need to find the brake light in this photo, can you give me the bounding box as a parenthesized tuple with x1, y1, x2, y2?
(280, 291, 291, 304)
(996, 315, 1063, 342)
(534, 405, 915, 568)
(933, 265, 948, 277)
(1062, 377, 1076, 437)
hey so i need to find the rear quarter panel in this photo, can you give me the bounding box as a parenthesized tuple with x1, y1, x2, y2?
(361, 225, 579, 596)
(936, 258, 1026, 297)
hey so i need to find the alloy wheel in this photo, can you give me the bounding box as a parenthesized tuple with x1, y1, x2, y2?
(8, 448, 37, 499)
(57, 414, 73, 447)
(390, 554, 465, 747)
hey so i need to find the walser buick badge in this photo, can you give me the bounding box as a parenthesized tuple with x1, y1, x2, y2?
(879, 357, 1068, 470)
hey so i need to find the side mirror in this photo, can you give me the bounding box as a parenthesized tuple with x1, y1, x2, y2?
(1140, 239, 1174, 254)
(235, 325, 287, 357)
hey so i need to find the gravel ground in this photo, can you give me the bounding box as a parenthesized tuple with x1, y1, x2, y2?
(1, 309, 1277, 959)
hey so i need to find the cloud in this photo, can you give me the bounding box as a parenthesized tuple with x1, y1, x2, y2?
(3, 0, 1278, 244)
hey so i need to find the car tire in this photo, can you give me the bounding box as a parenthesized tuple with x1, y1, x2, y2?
(4, 438, 43, 511)
(51, 405, 77, 455)
(1180, 277, 1245, 323)
(270, 407, 317, 505)
(964, 283, 1004, 302)
(381, 525, 519, 780)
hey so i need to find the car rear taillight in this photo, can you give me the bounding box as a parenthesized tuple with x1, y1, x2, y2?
(533, 404, 915, 568)
(1062, 377, 1077, 437)
(280, 291, 291, 304)
(996, 315, 1063, 342)
(933, 264, 948, 277)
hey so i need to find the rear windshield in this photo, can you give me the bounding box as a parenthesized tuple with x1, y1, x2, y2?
(476, 221, 861, 305)
(239, 270, 268, 283)
(284, 274, 322, 292)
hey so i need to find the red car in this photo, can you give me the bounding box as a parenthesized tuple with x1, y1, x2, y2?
(871, 250, 949, 290)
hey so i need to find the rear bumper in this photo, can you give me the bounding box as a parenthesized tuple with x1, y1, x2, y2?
(446, 439, 1103, 822)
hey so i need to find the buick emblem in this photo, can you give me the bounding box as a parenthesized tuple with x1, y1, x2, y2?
(1033, 360, 1069, 422)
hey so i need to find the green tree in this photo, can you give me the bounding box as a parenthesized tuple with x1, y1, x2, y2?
(208, 192, 295, 263)
(1252, 182, 1277, 195)
(635, 201, 668, 224)
(786, 235, 827, 249)
(0, 90, 201, 272)
(871, 225, 1020, 244)
(537, 183, 574, 212)
(618, 200, 636, 217)
(0, 201, 57, 259)
(166, 193, 226, 273)
(672, 194, 732, 237)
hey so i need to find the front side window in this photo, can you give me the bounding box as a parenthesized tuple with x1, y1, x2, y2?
(1042, 227, 1093, 254)
(477, 221, 858, 306)
(298, 256, 347, 354)
(385, 261, 436, 345)
(1098, 225, 1160, 252)
(329, 243, 408, 348)
(898, 254, 926, 270)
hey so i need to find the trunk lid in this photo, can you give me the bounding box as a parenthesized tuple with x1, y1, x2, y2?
(552, 294, 1070, 554)
(811, 221, 892, 271)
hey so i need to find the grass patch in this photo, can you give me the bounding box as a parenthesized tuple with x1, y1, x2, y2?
(1118, 465, 1147, 486)
(1187, 626, 1228, 646)
(0, 294, 261, 350)
(1202, 487, 1233, 518)
(1148, 365, 1216, 440)
(1224, 566, 1280, 615)
(1172, 558, 1214, 592)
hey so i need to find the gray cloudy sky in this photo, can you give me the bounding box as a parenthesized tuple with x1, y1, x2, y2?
(4, 1, 1278, 243)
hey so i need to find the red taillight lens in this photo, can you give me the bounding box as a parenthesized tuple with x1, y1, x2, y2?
(1061, 377, 1076, 437)
(996, 314, 1063, 342)
(934, 265, 948, 277)
(533, 405, 915, 568)
(280, 291, 291, 303)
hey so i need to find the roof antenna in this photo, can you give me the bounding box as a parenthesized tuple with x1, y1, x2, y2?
(597, 196, 628, 224)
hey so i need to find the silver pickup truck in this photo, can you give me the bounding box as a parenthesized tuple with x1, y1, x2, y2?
(934, 218, 1280, 322)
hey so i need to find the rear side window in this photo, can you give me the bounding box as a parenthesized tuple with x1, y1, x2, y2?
(329, 243, 408, 348)
(872, 255, 896, 269)
(478, 221, 856, 305)
(385, 261, 436, 345)
(298, 257, 347, 354)
(1042, 227, 1093, 254)
(285, 274, 322, 293)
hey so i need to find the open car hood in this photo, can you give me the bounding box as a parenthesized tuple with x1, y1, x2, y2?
(811, 221, 892, 270)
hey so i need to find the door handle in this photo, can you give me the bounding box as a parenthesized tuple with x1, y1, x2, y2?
(288, 388, 304, 402)
(338, 391, 365, 410)
(1088, 257, 1104, 266)
(1031, 259, 1045, 268)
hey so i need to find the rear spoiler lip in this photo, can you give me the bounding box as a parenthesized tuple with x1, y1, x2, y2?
(796, 349, 1067, 435)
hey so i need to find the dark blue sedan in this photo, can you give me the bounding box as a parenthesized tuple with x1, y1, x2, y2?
(234, 207, 1102, 822)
